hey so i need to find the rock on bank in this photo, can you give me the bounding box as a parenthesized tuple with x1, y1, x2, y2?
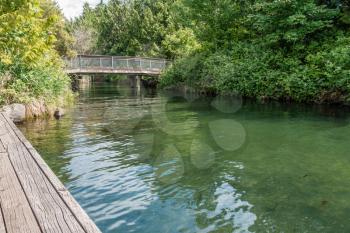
(1, 101, 65, 123)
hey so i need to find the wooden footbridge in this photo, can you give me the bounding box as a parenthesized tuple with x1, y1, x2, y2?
(0, 112, 101, 233)
(65, 55, 170, 76)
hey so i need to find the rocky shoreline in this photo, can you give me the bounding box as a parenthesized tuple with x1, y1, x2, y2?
(1, 102, 65, 123)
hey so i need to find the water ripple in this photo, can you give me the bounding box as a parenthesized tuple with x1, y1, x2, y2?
(20, 84, 350, 233)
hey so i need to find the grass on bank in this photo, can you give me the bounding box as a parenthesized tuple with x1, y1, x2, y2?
(0, 61, 74, 108)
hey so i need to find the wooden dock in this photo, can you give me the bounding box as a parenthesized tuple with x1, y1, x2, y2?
(0, 112, 101, 233)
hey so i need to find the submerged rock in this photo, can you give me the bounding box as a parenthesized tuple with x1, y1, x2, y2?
(54, 107, 65, 119)
(2, 104, 26, 123)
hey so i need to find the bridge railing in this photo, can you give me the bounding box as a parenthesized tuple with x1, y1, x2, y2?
(65, 55, 170, 73)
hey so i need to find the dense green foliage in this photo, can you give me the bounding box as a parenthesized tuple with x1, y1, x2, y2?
(161, 0, 350, 103)
(0, 0, 73, 106)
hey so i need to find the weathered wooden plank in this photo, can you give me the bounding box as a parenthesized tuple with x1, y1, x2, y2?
(0, 152, 40, 233)
(0, 140, 5, 153)
(0, 114, 87, 233)
(0, 201, 7, 233)
(1, 113, 101, 233)
(0, 121, 7, 154)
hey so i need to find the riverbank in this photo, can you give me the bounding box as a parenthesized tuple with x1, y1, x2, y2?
(160, 49, 350, 106)
(0, 0, 76, 123)
(0, 96, 73, 123)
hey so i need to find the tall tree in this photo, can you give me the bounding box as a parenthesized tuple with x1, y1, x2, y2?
(69, 3, 100, 54)
(94, 0, 177, 56)
(0, 0, 58, 66)
(180, 0, 251, 51)
(41, 0, 75, 57)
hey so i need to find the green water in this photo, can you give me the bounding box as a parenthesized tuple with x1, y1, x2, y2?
(18, 83, 350, 233)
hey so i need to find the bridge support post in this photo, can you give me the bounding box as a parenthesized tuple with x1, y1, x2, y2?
(128, 75, 141, 96)
(129, 75, 136, 88)
(136, 75, 141, 94)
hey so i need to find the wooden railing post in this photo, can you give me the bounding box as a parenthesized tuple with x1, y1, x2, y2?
(78, 55, 82, 69)
(111, 56, 114, 68)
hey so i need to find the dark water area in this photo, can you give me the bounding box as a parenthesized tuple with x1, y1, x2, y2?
(18, 83, 350, 233)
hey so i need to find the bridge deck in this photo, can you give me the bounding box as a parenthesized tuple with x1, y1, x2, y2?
(65, 55, 170, 75)
(0, 112, 101, 233)
(66, 67, 163, 76)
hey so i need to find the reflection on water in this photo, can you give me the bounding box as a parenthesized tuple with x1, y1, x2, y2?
(18, 83, 350, 233)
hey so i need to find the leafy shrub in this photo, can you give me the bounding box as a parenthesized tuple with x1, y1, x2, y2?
(161, 34, 350, 103)
(0, 61, 72, 105)
(160, 0, 350, 104)
(160, 53, 205, 88)
(0, 0, 73, 108)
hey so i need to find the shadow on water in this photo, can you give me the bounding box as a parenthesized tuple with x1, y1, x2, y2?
(18, 82, 350, 233)
(18, 116, 75, 184)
